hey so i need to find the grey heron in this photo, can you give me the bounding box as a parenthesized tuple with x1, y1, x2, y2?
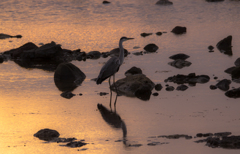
(96, 37, 134, 108)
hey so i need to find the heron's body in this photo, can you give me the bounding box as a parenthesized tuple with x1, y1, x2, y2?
(96, 56, 120, 84)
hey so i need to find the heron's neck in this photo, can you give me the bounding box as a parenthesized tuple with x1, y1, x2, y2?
(119, 41, 124, 65)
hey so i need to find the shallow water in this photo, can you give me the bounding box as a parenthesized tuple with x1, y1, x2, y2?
(1, 0, 240, 153)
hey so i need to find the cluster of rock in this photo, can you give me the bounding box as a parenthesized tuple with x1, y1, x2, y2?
(111, 67, 155, 101)
(34, 128, 87, 148)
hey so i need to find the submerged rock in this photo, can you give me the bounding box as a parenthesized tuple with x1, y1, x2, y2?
(111, 74, 155, 100)
(140, 33, 152, 37)
(156, 0, 173, 5)
(158, 134, 192, 139)
(144, 43, 159, 52)
(216, 79, 231, 91)
(216, 35, 232, 56)
(0, 33, 22, 39)
(171, 26, 187, 34)
(54, 63, 86, 92)
(34, 128, 60, 141)
(176, 85, 188, 91)
(65, 141, 87, 148)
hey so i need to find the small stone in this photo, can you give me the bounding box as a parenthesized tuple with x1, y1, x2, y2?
(155, 84, 163, 91)
(152, 92, 159, 96)
(156, 32, 162, 36)
(210, 85, 217, 90)
(208, 45, 214, 50)
(171, 26, 186, 34)
(102, 1, 110, 4)
(166, 86, 174, 91)
(140, 33, 152, 37)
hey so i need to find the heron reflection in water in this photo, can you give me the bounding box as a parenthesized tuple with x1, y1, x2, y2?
(97, 103, 127, 139)
(96, 37, 134, 108)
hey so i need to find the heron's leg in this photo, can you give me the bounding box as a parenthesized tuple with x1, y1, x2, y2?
(113, 74, 118, 110)
(109, 77, 112, 110)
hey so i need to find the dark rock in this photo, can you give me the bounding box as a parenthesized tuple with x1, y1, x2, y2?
(216, 35, 232, 56)
(102, 1, 110, 4)
(158, 134, 192, 139)
(7, 42, 38, 59)
(60, 91, 76, 99)
(165, 73, 210, 85)
(0, 33, 22, 39)
(206, 0, 224, 2)
(125, 66, 142, 76)
(176, 85, 188, 91)
(65, 141, 87, 148)
(216, 79, 231, 91)
(168, 59, 192, 69)
(109, 48, 128, 57)
(140, 33, 152, 37)
(155, 84, 163, 91)
(225, 87, 240, 98)
(135, 86, 152, 100)
(144, 43, 159, 52)
(54, 63, 86, 92)
(111, 74, 155, 100)
(0, 55, 4, 63)
(156, 0, 173, 5)
(86, 51, 101, 59)
(171, 26, 186, 34)
(225, 66, 240, 79)
(166, 86, 174, 91)
(234, 58, 240, 67)
(208, 45, 214, 50)
(156, 32, 162, 36)
(210, 85, 217, 90)
(152, 92, 159, 96)
(169, 53, 190, 60)
(55, 138, 77, 143)
(214, 132, 232, 137)
(98, 92, 108, 96)
(34, 128, 60, 141)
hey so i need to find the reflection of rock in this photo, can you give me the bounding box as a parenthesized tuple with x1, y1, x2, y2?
(216, 35, 232, 56)
(60, 91, 76, 99)
(111, 74, 155, 100)
(171, 26, 186, 34)
(34, 128, 60, 141)
(97, 104, 127, 137)
(225, 87, 240, 98)
(168, 59, 192, 69)
(144, 43, 159, 52)
(216, 79, 231, 91)
(158, 134, 192, 139)
(54, 63, 86, 92)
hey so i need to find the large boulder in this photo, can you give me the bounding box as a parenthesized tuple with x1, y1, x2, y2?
(111, 74, 155, 100)
(54, 63, 86, 92)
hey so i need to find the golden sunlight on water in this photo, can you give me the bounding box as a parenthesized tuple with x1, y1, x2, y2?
(1, 0, 240, 153)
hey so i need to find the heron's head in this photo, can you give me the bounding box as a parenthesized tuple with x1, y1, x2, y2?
(120, 37, 134, 42)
